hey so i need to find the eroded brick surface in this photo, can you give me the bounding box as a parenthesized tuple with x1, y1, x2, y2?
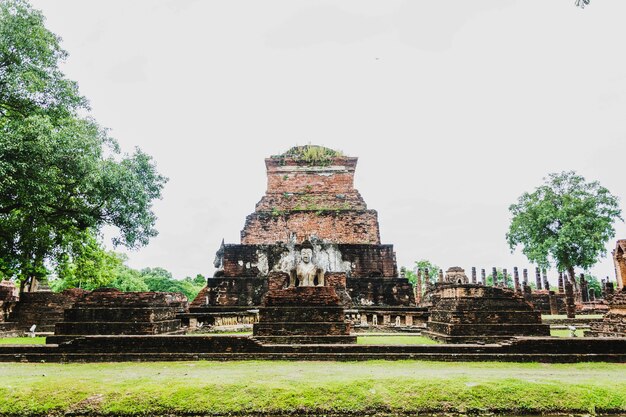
(424, 283, 550, 343)
(54, 288, 188, 336)
(587, 289, 626, 337)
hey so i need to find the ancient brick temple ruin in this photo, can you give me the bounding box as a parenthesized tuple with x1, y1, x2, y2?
(50, 288, 188, 342)
(0, 286, 87, 336)
(586, 289, 626, 338)
(422, 267, 550, 343)
(584, 240, 626, 338)
(191, 146, 418, 328)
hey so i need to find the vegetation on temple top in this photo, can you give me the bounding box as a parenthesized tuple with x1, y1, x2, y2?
(0, 0, 167, 288)
(271, 144, 344, 166)
(507, 171, 622, 281)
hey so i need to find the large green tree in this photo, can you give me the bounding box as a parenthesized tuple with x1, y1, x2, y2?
(507, 171, 622, 282)
(0, 0, 167, 288)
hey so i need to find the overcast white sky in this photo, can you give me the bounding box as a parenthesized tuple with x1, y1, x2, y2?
(31, 0, 626, 283)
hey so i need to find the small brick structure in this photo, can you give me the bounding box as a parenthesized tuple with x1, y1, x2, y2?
(424, 269, 550, 343)
(0, 281, 19, 335)
(586, 289, 626, 338)
(50, 288, 188, 342)
(190, 146, 417, 329)
(5, 288, 87, 333)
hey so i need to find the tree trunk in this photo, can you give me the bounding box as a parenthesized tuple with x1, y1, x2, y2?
(567, 266, 576, 287)
(28, 276, 37, 292)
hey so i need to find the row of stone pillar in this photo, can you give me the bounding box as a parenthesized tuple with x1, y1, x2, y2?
(412, 266, 615, 307)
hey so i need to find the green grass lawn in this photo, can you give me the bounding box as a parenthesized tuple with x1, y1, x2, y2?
(542, 314, 603, 320)
(550, 329, 586, 337)
(0, 361, 624, 416)
(357, 335, 439, 345)
(0, 337, 46, 344)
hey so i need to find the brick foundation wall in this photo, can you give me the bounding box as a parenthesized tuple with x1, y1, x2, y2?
(265, 157, 358, 195)
(8, 289, 87, 332)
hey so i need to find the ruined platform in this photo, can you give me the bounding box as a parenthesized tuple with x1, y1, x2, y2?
(50, 288, 188, 342)
(0, 334, 623, 363)
(424, 283, 550, 343)
(5, 288, 87, 333)
(253, 286, 355, 344)
(586, 289, 626, 338)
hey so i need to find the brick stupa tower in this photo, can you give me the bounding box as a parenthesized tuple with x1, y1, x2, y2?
(191, 146, 415, 321)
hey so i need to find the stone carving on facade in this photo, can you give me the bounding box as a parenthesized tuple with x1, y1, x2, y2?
(289, 246, 325, 287)
(213, 239, 225, 277)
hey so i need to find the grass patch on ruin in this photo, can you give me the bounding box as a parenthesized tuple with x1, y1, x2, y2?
(550, 329, 585, 337)
(357, 335, 439, 345)
(0, 361, 625, 416)
(542, 314, 603, 320)
(0, 337, 46, 345)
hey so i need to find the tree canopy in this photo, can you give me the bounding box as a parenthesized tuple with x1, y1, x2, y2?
(0, 0, 167, 285)
(506, 171, 622, 279)
(404, 260, 441, 287)
(50, 243, 206, 300)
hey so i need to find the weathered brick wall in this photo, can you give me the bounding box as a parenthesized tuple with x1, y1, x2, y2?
(55, 288, 188, 336)
(0, 281, 18, 303)
(255, 192, 366, 212)
(265, 157, 358, 195)
(194, 277, 268, 307)
(241, 211, 381, 245)
(347, 277, 415, 306)
(222, 244, 290, 277)
(337, 244, 397, 277)
(588, 290, 626, 337)
(531, 292, 567, 314)
(8, 289, 88, 332)
(425, 284, 550, 342)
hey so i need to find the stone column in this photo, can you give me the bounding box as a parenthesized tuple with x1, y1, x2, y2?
(514, 267, 521, 294)
(558, 272, 564, 294)
(523, 268, 529, 286)
(424, 268, 430, 287)
(438, 269, 444, 284)
(415, 268, 423, 305)
(542, 269, 550, 291)
(580, 273, 589, 303)
(471, 267, 477, 284)
(548, 290, 558, 315)
(481, 268, 486, 285)
(535, 267, 543, 290)
(565, 281, 576, 318)
(588, 288, 596, 302)
(606, 280, 615, 296)
(503, 268, 509, 288)
(492, 267, 498, 287)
